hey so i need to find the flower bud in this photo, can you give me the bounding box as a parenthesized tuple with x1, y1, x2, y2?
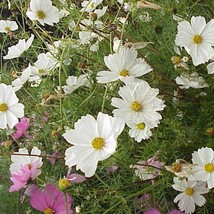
(207, 128, 214, 137)
(90, 12, 97, 22)
(58, 177, 70, 191)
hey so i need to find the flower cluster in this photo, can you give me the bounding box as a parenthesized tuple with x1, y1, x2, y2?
(1, 0, 214, 213)
(167, 147, 214, 213)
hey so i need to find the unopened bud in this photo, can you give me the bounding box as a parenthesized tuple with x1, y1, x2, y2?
(207, 128, 214, 137)
(51, 130, 58, 137)
(59, 178, 70, 191)
(90, 12, 97, 22)
(171, 56, 181, 64)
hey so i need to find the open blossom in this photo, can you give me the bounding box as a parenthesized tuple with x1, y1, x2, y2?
(0, 20, 18, 33)
(30, 53, 57, 76)
(172, 177, 209, 214)
(12, 67, 31, 92)
(189, 147, 214, 189)
(13, 117, 30, 139)
(63, 112, 125, 177)
(10, 164, 34, 192)
(0, 83, 24, 129)
(175, 72, 208, 89)
(3, 34, 34, 59)
(144, 209, 161, 214)
(175, 16, 214, 66)
(62, 74, 90, 94)
(81, 0, 103, 12)
(10, 146, 43, 175)
(97, 47, 152, 83)
(30, 184, 73, 214)
(26, 0, 61, 26)
(9, 146, 43, 192)
(111, 81, 165, 127)
(127, 118, 153, 142)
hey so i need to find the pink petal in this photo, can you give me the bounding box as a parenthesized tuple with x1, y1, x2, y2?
(67, 173, 86, 183)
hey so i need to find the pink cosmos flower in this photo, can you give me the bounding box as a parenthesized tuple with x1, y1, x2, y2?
(30, 184, 73, 214)
(9, 165, 31, 192)
(9, 147, 43, 192)
(13, 117, 30, 139)
(168, 209, 183, 214)
(9, 161, 42, 192)
(144, 209, 161, 214)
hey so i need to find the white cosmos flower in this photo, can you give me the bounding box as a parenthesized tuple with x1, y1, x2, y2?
(0, 83, 24, 129)
(3, 34, 34, 59)
(62, 74, 90, 94)
(96, 47, 152, 83)
(81, 0, 103, 12)
(172, 177, 209, 214)
(175, 16, 214, 66)
(26, 0, 60, 26)
(175, 72, 208, 89)
(63, 112, 125, 177)
(189, 147, 214, 189)
(111, 81, 165, 127)
(0, 20, 18, 33)
(127, 118, 152, 142)
(93, 6, 108, 18)
(12, 67, 31, 92)
(10, 146, 43, 179)
(30, 53, 56, 76)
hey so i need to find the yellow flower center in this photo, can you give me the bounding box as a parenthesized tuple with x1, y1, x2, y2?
(171, 56, 181, 65)
(0, 103, 8, 112)
(185, 187, 194, 196)
(5, 141, 12, 147)
(131, 101, 142, 112)
(38, 69, 45, 74)
(43, 208, 53, 214)
(59, 178, 70, 191)
(173, 163, 182, 173)
(91, 2, 95, 8)
(27, 164, 31, 170)
(119, 69, 129, 77)
(137, 122, 145, 130)
(92, 137, 105, 150)
(37, 10, 46, 19)
(205, 163, 214, 173)
(193, 35, 203, 44)
(5, 27, 10, 32)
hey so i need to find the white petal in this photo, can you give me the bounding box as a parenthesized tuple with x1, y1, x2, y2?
(191, 16, 206, 35)
(5, 111, 19, 128)
(198, 147, 214, 163)
(193, 194, 206, 207)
